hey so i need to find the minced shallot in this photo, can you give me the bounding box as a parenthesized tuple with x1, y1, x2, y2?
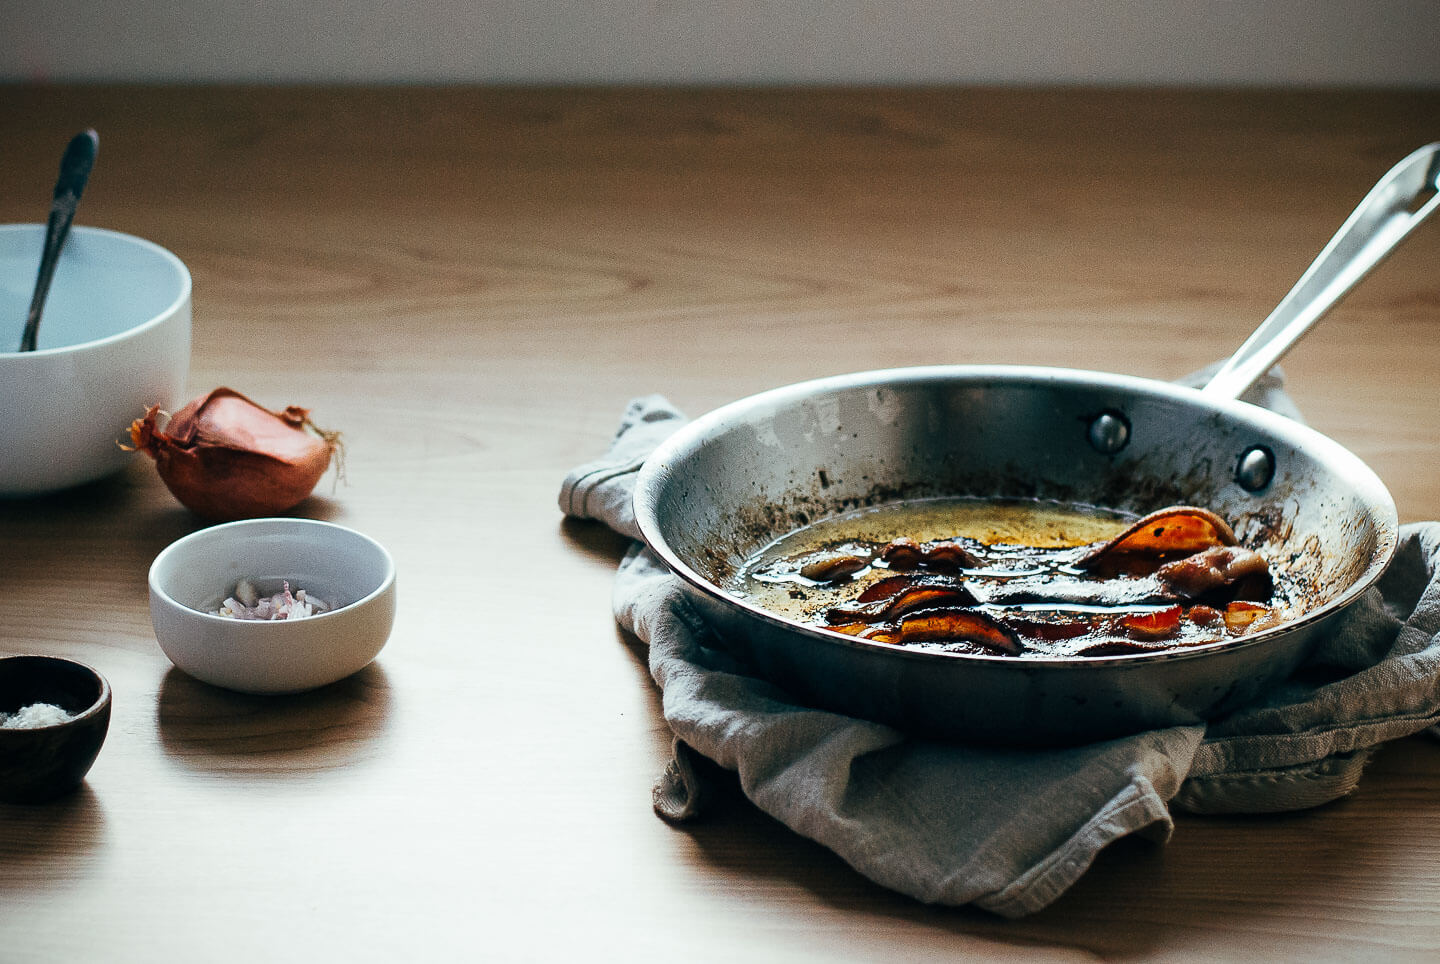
(1, 703, 75, 728)
(216, 578, 333, 620)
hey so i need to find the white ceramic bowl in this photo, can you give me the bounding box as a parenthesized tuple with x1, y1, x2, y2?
(148, 519, 397, 694)
(0, 224, 191, 496)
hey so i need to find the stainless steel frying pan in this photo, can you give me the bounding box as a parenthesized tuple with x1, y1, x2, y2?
(634, 144, 1440, 745)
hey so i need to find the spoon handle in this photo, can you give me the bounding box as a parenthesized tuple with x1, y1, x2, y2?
(18, 129, 99, 353)
(1202, 142, 1440, 401)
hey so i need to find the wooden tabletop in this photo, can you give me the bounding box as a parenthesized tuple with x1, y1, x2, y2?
(1, 86, 1438, 960)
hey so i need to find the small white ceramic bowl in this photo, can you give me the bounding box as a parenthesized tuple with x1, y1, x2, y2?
(148, 519, 397, 695)
(0, 223, 191, 496)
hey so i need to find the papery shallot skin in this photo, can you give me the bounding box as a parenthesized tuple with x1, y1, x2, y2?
(128, 387, 340, 521)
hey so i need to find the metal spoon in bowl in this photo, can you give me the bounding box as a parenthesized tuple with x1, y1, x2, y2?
(17, 129, 99, 352)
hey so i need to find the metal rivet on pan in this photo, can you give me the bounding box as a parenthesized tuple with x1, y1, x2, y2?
(1087, 410, 1130, 455)
(1236, 445, 1275, 492)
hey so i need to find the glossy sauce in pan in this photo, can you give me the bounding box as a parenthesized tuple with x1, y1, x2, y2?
(730, 498, 1298, 658)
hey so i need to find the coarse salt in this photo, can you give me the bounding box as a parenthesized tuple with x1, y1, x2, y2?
(0, 702, 75, 728)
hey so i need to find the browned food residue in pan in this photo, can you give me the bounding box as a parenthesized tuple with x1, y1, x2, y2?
(733, 499, 1298, 658)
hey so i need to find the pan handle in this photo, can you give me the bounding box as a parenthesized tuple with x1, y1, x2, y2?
(1203, 142, 1440, 401)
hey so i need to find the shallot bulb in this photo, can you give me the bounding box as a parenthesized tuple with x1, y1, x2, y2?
(127, 387, 342, 520)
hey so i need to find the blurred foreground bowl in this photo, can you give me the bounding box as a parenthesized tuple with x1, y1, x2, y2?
(0, 224, 191, 496)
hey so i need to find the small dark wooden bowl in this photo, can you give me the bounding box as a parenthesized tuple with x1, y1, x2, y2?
(0, 655, 111, 804)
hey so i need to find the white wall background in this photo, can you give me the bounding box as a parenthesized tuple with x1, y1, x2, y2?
(3, 0, 1437, 86)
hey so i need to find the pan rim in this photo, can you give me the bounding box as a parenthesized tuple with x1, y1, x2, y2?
(634, 364, 1399, 670)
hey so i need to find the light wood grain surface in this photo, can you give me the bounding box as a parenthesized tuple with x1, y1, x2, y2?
(1, 86, 1438, 961)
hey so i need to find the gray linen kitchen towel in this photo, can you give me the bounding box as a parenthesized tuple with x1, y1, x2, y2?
(559, 383, 1440, 918)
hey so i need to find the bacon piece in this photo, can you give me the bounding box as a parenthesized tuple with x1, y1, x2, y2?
(891, 608, 1023, 655)
(1074, 506, 1237, 570)
(826, 579, 977, 624)
(879, 537, 981, 571)
(1187, 605, 1222, 626)
(798, 552, 870, 582)
(919, 540, 981, 571)
(1224, 601, 1282, 635)
(878, 538, 924, 569)
(1120, 605, 1184, 640)
(855, 575, 916, 603)
(883, 585, 978, 620)
(1157, 545, 1272, 599)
